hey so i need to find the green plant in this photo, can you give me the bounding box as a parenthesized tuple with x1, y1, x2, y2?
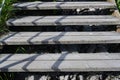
(0, 73, 15, 80)
(117, 0, 120, 11)
(0, 0, 16, 34)
(15, 46, 26, 53)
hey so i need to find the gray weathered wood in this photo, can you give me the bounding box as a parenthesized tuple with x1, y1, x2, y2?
(13, 1, 116, 10)
(1, 32, 120, 45)
(1, 53, 120, 61)
(6, 15, 120, 26)
(3, 32, 120, 36)
(1, 53, 120, 72)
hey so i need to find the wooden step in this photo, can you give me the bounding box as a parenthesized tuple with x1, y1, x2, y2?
(6, 15, 120, 26)
(1, 53, 120, 72)
(13, 1, 116, 10)
(1, 32, 120, 45)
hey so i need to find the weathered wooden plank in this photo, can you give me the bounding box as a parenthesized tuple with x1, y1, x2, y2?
(1, 53, 120, 61)
(13, 1, 116, 10)
(2, 32, 120, 37)
(6, 16, 120, 26)
(1, 35, 120, 44)
(1, 60, 120, 72)
(1, 53, 120, 72)
(8, 15, 116, 19)
(2, 32, 120, 39)
(1, 32, 120, 45)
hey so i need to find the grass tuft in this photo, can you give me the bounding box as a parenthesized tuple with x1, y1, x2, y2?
(0, 73, 15, 80)
(117, 0, 120, 11)
(0, 0, 16, 35)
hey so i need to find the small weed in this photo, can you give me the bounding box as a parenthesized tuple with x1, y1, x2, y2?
(0, 73, 15, 80)
(116, 0, 120, 11)
(15, 46, 26, 53)
(0, 0, 17, 34)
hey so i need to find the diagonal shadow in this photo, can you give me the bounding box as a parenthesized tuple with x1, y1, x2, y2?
(17, 2, 66, 10)
(55, 2, 66, 9)
(8, 16, 27, 26)
(27, 2, 43, 10)
(34, 2, 45, 10)
(27, 32, 42, 45)
(14, 2, 44, 10)
(9, 16, 45, 26)
(1, 32, 18, 45)
(8, 15, 67, 26)
(32, 16, 45, 26)
(32, 16, 67, 26)
(55, 16, 67, 25)
(0, 54, 13, 64)
(8, 15, 45, 26)
(51, 52, 68, 71)
(41, 32, 66, 44)
(22, 54, 44, 72)
(0, 54, 41, 72)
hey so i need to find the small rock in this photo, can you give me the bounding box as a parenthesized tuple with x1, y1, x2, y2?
(59, 76, 65, 80)
(26, 75, 34, 80)
(64, 75, 69, 80)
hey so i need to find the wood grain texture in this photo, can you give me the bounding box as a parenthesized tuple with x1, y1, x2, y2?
(1, 53, 120, 61)
(13, 1, 116, 10)
(6, 15, 120, 26)
(1, 53, 120, 72)
(1, 32, 120, 45)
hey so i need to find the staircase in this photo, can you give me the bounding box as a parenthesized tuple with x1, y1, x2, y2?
(1, 0, 120, 79)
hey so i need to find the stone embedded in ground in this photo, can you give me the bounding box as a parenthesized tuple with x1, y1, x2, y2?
(26, 75, 34, 80)
(39, 75, 47, 80)
(59, 76, 65, 80)
(64, 75, 69, 80)
(88, 75, 100, 80)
